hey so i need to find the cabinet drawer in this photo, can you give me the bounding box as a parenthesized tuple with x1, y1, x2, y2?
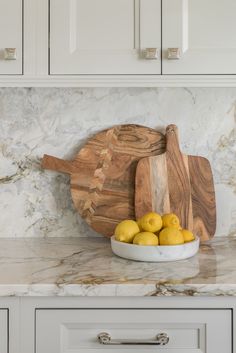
(36, 309, 232, 353)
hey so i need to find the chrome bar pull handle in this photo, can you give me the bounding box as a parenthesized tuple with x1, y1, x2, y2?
(97, 332, 169, 346)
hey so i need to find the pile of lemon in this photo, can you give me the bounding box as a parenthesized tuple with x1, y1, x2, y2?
(114, 212, 195, 246)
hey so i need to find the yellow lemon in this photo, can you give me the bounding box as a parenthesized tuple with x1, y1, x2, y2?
(159, 227, 184, 245)
(181, 229, 195, 243)
(162, 213, 180, 229)
(115, 220, 140, 243)
(138, 212, 162, 233)
(133, 232, 159, 246)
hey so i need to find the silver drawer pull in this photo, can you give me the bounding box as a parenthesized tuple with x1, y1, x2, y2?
(168, 48, 181, 60)
(97, 332, 169, 345)
(145, 48, 158, 60)
(4, 48, 17, 60)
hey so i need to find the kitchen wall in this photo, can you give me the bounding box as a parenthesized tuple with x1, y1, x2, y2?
(0, 87, 235, 238)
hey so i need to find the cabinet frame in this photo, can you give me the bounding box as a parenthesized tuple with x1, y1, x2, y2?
(0, 298, 20, 353)
(1, 0, 236, 86)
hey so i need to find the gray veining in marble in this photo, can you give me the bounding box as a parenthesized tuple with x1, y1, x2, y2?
(0, 236, 236, 296)
(0, 88, 236, 237)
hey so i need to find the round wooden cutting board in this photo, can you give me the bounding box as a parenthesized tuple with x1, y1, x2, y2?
(42, 124, 166, 237)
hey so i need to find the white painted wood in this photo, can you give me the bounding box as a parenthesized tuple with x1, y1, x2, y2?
(50, 0, 161, 74)
(4, 74, 236, 87)
(3, 0, 236, 84)
(0, 0, 22, 75)
(0, 298, 20, 353)
(0, 310, 7, 353)
(19, 295, 235, 310)
(23, 0, 49, 76)
(35, 308, 231, 353)
(19, 296, 236, 353)
(163, 0, 236, 74)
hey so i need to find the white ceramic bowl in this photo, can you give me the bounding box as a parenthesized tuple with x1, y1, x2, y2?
(111, 235, 200, 262)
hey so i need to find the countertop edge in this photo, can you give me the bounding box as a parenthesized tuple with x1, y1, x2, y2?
(1, 283, 236, 297)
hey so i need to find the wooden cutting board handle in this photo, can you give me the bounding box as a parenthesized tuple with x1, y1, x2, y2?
(166, 124, 181, 154)
(41, 154, 76, 175)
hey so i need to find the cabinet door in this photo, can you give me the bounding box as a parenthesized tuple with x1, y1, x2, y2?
(36, 309, 232, 353)
(163, 0, 236, 74)
(50, 0, 161, 75)
(0, 0, 23, 74)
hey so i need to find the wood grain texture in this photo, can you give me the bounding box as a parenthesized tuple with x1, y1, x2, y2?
(41, 124, 166, 237)
(135, 124, 216, 242)
(165, 126, 193, 230)
(188, 156, 216, 241)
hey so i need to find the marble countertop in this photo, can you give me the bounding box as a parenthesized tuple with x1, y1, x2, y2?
(0, 236, 236, 297)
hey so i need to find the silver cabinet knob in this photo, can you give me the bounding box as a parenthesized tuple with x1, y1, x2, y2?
(4, 48, 17, 60)
(97, 332, 169, 346)
(145, 48, 158, 60)
(167, 48, 181, 60)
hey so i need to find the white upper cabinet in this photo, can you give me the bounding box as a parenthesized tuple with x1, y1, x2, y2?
(0, 0, 22, 75)
(49, 0, 161, 75)
(162, 0, 236, 74)
(1, 0, 236, 85)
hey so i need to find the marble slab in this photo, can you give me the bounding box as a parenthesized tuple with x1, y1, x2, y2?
(0, 236, 236, 296)
(0, 87, 236, 238)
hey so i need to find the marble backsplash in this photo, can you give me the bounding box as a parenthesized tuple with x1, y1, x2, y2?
(0, 87, 235, 238)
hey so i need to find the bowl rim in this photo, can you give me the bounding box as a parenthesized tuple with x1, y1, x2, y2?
(111, 235, 200, 249)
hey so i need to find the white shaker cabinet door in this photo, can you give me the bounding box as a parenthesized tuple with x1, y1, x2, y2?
(0, 0, 22, 74)
(162, 0, 236, 74)
(50, 0, 161, 75)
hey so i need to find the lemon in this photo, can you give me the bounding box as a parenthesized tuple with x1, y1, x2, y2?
(181, 229, 195, 243)
(162, 213, 180, 229)
(115, 220, 140, 243)
(133, 232, 159, 246)
(138, 212, 162, 233)
(159, 227, 184, 245)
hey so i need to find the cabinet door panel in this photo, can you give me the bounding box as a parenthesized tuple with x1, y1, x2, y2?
(50, 0, 161, 74)
(36, 309, 232, 353)
(163, 0, 236, 74)
(0, 0, 22, 75)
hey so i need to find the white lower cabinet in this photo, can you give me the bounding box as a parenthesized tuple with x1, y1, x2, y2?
(0, 297, 233, 353)
(35, 309, 232, 353)
(0, 310, 8, 353)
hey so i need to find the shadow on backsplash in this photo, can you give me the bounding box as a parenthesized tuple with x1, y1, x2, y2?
(0, 87, 235, 237)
